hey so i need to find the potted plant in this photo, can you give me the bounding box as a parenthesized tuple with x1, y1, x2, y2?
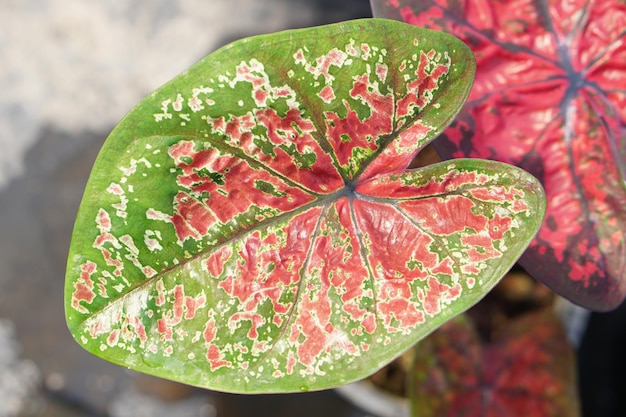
(64, 16, 548, 405)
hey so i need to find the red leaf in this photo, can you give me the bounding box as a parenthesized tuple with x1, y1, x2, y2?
(372, 0, 626, 310)
(408, 310, 580, 417)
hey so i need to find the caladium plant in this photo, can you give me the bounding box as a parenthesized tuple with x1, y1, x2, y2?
(65, 19, 545, 393)
(408, 310, 579, 417)
(370, 0, 626, 311)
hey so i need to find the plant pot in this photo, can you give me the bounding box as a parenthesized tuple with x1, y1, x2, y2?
(336, 379, 408, 417)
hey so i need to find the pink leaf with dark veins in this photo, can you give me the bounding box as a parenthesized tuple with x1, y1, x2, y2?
(371, 0, 626, 310)
(408, 311, 579, 417)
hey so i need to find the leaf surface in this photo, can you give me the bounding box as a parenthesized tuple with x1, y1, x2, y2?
(371, 0, 626, 310)
(65, 19, 545, 393)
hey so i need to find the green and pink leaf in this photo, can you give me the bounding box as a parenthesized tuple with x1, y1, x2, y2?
(65, 19, 545, 393)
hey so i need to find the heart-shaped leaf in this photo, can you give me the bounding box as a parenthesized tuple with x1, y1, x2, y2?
(370, 0, 626, 311)
(65, 19, 545, 393)
(408, 310, 580, 417)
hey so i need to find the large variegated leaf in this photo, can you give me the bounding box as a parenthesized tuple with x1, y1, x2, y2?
(65, 19, 545, 393)
(370, 0, 626, 311)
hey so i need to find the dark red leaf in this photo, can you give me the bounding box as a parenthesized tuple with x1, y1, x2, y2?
(371, 0, 626, 310)
(408, 310, 580, 417)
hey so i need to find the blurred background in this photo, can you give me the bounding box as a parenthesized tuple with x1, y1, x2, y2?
(0, 1, 377, 416)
